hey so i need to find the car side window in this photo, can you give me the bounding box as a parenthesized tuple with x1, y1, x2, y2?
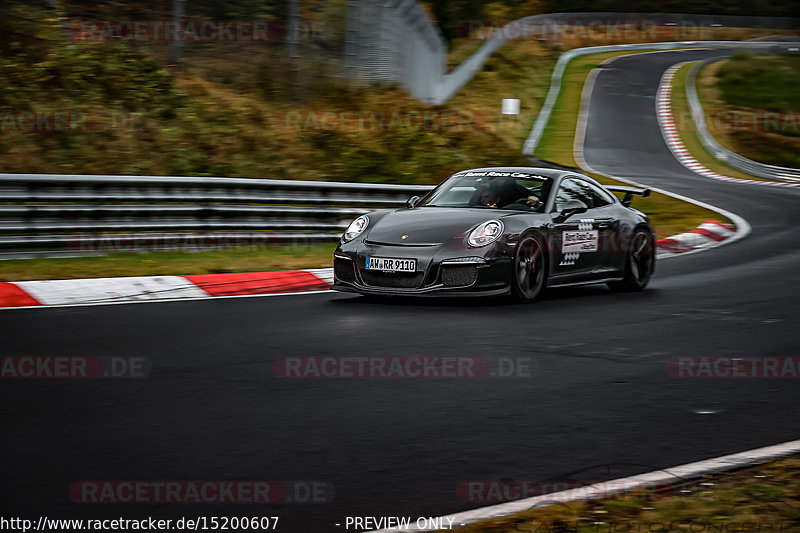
(555, 178, 614, 210)
(576, 180, 615, 207)
(554, 178, 593, 210)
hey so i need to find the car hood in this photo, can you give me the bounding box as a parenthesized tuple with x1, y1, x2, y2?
(365, 207, 514, 245)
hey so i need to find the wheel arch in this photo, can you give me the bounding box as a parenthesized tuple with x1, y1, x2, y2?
(515, 228, 551, 279)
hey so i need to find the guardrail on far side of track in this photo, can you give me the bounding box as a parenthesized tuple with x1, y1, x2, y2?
(684, 57, 800, 182)
(522, 40, 800, 157)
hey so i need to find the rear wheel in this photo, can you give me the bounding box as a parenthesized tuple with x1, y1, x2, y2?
(608, 228, 654, 292)
(511, 234, 546, 302)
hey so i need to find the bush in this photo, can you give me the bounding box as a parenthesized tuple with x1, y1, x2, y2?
(731, 50, 752, 61)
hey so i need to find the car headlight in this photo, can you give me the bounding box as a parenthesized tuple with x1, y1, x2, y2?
(342, 215, 369, 242)
(467, 220, 503, 247)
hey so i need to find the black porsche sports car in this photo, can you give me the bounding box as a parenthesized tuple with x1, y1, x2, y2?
(332, 167, 655, 301)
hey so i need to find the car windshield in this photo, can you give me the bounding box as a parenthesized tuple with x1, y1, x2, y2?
(420, 171, 552, 211)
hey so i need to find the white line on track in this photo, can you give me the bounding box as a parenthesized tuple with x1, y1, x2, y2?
(368, 438, 800, 532)
(0, 289, 336, 311)
(655, 63, 800, 190)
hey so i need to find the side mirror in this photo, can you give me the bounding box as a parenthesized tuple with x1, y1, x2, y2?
(559, 199, 588, 220)
(406, 195, 421, 208)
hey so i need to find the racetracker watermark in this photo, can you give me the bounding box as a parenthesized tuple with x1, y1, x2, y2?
(71, 20, 285, 42)
(69, 233, 292, 254)
(273, 356, 536, 379)
(457, 18, 660, 42)
(69, 481, 333, 504)
(457, 478, 669, 504)
(446, 225, 658, 255)
(676, 111, 800, 135)
(457, 18, 727, 42)
(667, 357, 800, 378)
(0, 110, 105, 133)
(1, 110, 157, 134)
(273, 109, 491, 133)
(0, 356, 150, 379)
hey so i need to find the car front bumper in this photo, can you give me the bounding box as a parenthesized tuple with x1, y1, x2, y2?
(331, 242, 513, 297)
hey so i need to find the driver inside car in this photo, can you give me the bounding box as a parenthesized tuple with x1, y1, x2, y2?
(478, 178, 543, 211)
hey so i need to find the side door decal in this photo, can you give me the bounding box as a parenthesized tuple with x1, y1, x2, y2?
(559, 218, 597, 266)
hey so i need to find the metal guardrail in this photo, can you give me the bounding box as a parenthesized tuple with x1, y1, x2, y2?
(0, 174, 433, 258)
(348, 6, 800, 105)
(523, 39, 800, 155)
(685, 58, 800, 182)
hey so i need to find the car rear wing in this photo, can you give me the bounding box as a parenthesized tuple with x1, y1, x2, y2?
(605, 185, 650, 207)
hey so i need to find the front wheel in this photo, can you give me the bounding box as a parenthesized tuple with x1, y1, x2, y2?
(511, 234, 547, 302)
(608, 228, 655, 292)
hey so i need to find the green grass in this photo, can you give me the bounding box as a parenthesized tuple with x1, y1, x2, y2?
(716, 51, 800, 111)
(670, 62, 774, 182)
(693, 53, 800, 168)
(449, 39, 560, 157)
(0, 244, 337, 282)
(450, 456, 800, 533)
(534, 51, 732, 238)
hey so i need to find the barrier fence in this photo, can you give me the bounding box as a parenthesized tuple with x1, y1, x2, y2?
(0, 174, 433, 258)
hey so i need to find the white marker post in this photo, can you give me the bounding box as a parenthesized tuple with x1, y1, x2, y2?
(501, 98, 520, 115)
(501, 98, 521, 130)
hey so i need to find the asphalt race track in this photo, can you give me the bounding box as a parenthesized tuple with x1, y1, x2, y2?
(2, 50, 800, 532)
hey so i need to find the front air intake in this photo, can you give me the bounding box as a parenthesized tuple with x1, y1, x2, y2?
(440, 265, 477, 287)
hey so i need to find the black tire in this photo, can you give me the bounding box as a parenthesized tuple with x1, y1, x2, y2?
(511, 233, 547, 302)
(608, 228, 655, 292)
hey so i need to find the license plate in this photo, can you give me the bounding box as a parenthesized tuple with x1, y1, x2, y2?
(365, 257, 416, 272)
